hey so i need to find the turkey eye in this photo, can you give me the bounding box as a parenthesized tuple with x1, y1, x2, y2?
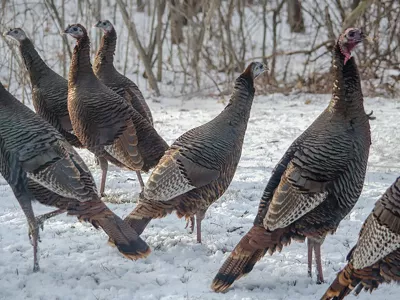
(73, 27, 77, 31)
(14, 30, 18, 34)
(103, 22, 107, 26)
(348, 31, 355, 38)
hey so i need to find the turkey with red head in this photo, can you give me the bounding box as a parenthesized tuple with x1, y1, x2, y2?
(212, 27, 372, 292)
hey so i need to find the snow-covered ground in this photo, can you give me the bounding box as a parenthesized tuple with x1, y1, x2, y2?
(1, 93, 400, 300)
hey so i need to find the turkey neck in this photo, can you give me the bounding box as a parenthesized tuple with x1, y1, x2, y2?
(93, 29, 117, 74)
(69, 35, 95, 87)
(0, 82, 10, 104)
(223, 74, 255, 127)
(19, 39, 51, 86)
(328, 43, 366, 119)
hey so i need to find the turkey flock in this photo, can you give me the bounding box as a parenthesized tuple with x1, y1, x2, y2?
(0, 21, 399, 299)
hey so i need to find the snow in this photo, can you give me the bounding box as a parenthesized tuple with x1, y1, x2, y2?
(1, 93, 400, 299)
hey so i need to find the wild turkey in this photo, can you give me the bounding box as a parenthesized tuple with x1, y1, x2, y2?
(115, 62, 267, 257)
(4, 28, 82, 148)
(321, 176, 400, 299)
(211, 27, 372, 292)
(0, 82, 149, 271)
(64, 24, 168, 195)
(93, 20, 153, 125)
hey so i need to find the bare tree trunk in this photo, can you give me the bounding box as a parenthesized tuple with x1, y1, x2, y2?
(271, 1, 285, 81)
(182, 0, 202, 25)
(93, 0, 102, 56)
(287, 0, 305, 33)
(44, 0, 72, 59)
(1, 0, 6, 16)
(342, 0, 374, 30)
(156, 0, 166, 81)
(123, 0, 134, 75)
(324, 6, 336, 44)
(169, 0, 184, 44)
(61, 0, 67, 78)
(145, 0, 158, 63)
(352, 0, 361, 10)
(116, 0, 160, 95)
(237, 0, 247, 66)
(223, 0, 243, 73)
(262, 0, 268, 64)
(191, 0, 219, 88)
(217, 7, 228, 72)
(137, 0, 145, 12)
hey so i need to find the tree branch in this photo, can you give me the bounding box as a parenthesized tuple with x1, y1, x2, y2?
(116, 0, 160, 96)
(342, 0, 375, 30)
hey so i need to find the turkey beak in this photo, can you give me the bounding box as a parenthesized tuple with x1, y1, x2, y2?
(260, 63, 269, 75)
(94, 21, 101, 28)
(3, 29, 11, 37)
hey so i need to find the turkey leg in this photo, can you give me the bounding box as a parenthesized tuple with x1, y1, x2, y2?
(196, 210, 206, 243)
(307, 237, 324, 283)
(36, 209, 66, 229)
(98, 156, 108, 197)
(18, 195, 40, 272)
(307, 238, 313, 278)
(136, 171, 145, 191)
(314, 241, 324, 284)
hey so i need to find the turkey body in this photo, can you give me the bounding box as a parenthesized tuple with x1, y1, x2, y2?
(93, 23, 153, 125)
(120, 63, 263, 257)
(93, 25, 168, 172)
(321, 176, 400, 299)
(0, 82, 150, 270)
(212, 37, 371, 292)
(66, 24, 167, 195)
(131, 98, 248, 220)
(13, 32, 82, 148)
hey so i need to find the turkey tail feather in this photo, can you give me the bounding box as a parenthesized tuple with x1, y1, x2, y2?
(124, 200, 169, 234)
(125, 216, 152, 236)
(212, 247, 267, 292)
(67, 200, 150, 260)
(211, 225, 286, 292)
(95, 212, 150, 260)
(320, 263, 358, 300)
(108, 200, 169, 251)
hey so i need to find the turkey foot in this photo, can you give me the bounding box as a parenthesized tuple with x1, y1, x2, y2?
(94, 155, 100, 166)
(185, 216, 195, 234)
(18, 196, 40, 272)
(28, 223, 40, 272)
(367, 110, 376, 120)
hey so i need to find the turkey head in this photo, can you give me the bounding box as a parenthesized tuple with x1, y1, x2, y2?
(338, 27, 367, 65)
